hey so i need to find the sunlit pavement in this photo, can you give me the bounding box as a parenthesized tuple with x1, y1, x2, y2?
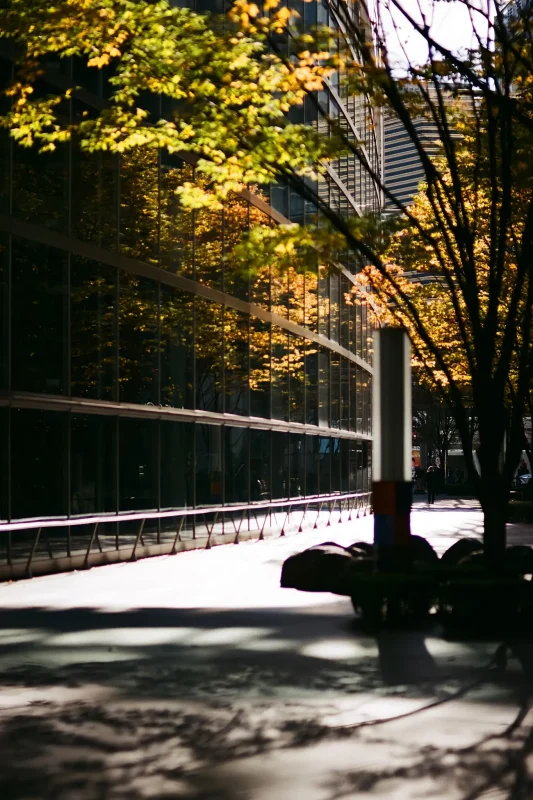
(0, 500, 532, 799)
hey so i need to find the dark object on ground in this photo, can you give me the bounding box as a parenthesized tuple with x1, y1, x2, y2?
(348, 546, 372, 560)
(358, 536, 439, 625)
(452, 545, 533, 575)
(281, 536, 533, 634)
(280, 542, 355, 593)
(440, 538, 482, 568)
(348, 541, 374, 557)
(441, 543, 533, 633)
(441, 573, 529, 634)
(377, 536, 438, 572)
(456, 551, 485, 571)
(504, 545, 533, 574)
(411, 535, 439, 566)
(507, 500, 533, 523)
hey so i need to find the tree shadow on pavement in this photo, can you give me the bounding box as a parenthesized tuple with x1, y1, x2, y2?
(0, 604, 531, 799)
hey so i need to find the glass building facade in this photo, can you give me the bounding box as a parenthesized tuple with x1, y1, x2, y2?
(0, 0, 380, 570)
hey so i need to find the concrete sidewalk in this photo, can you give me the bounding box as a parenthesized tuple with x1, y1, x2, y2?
(0, 500, 531, 799)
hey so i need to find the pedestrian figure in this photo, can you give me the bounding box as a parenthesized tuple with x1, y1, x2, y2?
(426, 465, 437, 505)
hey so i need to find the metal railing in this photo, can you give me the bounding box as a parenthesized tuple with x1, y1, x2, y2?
(0, 491, 373, 581)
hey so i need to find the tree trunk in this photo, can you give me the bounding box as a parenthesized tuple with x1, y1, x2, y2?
(480, 486, 508, 571)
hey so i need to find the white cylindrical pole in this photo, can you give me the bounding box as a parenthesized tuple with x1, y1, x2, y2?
(372, 328, 412, 551)
(373, 328, 412, 482)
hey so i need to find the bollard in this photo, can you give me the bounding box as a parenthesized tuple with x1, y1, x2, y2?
(372, 328, 412, 558)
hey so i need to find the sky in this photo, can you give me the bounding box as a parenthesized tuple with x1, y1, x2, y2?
(378, 0, 493, 67)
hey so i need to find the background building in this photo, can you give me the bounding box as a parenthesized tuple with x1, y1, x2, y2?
(383, 114, 441, 213)
(0, 0, 380, 573)
(503, 0, 533, 22)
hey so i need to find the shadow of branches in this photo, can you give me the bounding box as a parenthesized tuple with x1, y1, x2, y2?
(0, 604, 530, 798)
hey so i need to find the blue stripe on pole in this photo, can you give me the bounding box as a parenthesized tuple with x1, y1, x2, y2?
(374, 513, 395, 547)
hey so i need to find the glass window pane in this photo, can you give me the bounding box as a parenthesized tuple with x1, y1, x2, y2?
(249, 208, 274, 309)
(367, 315, 375, 367)
(318, 347, 329, 427)
(341, 438, 349, 493)
(349, 362, 357, 432)
(348, 441, 358, 492)
(341, 358, 350, 430)
(356, 442, 364, 491)
(340, 276, 350, 351)
(271, 184, 288, 217)
(0, 233, 8, 389)
(250, 260, 271, 311)
(195, 298, 223, 413)
(12, 141, 68, 232)
(272, 326, 289, 421)
(120, 150, 159, 264)
(0, 59, 12, 214)
(196, 423, 223, 506)
(223, 194, 250, 301)
(272, 431, 289, 499)
(272, 266, 289, 319)
(318, 436, 331, 495)
(306, 435, 319, 496)
(362, 302, 368, 362)
(304, 342, 318, 426)
(225, 426, 249, 504)
(289, 335, 305, 423)
(362, 441, 370, 493)
(249, 317, 271, 418)
(331, 437, 341, 493)
(290, 433, 305, 498)
(330, 354, 340, 429)
(318, 266, 329, 338)
(288, 267, 305, 327)
(224, 309, 249, 416)
(195, 207, 223, 289)
(160, 286, 194, 409)
(0, 407, 8, 521)
(71, 258, 117, 400)
(356, 366, 363, 432)
(160, 420, 194, 509)
(160, 155, 194, 277)
(71, 414, 117, 515)
(305, 259, 319, 333)
(363, 372, 372, 435)
(330, 271, 340, 342)
(0, 132, 9, 216)
(304, 0, 317, 28)
(365, 441, 372, 493)
(289, 189, 304, 223)
(71, 147, 118, 249)
(119, 418, 159, 511)
(354, 297, 361, 357)
(119, 274, 160, 405)
(10, 409, 67, 519)
(11, 239, 68, 394)
(250, 429, 270, 502)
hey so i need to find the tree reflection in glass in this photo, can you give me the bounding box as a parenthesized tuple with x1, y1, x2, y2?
(249, 316, 271, 418)
(195, 298, 223, 413)
(71, 257, 117, 400)
(160, 286, 194, 409)
(272, 326, 289, 422)
(224, 308, 249, 415)
(120, 149, 160, 265)
(118, 273, 159, 405)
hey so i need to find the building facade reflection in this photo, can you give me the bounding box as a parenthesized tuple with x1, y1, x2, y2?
(0, 0, 379, 538)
